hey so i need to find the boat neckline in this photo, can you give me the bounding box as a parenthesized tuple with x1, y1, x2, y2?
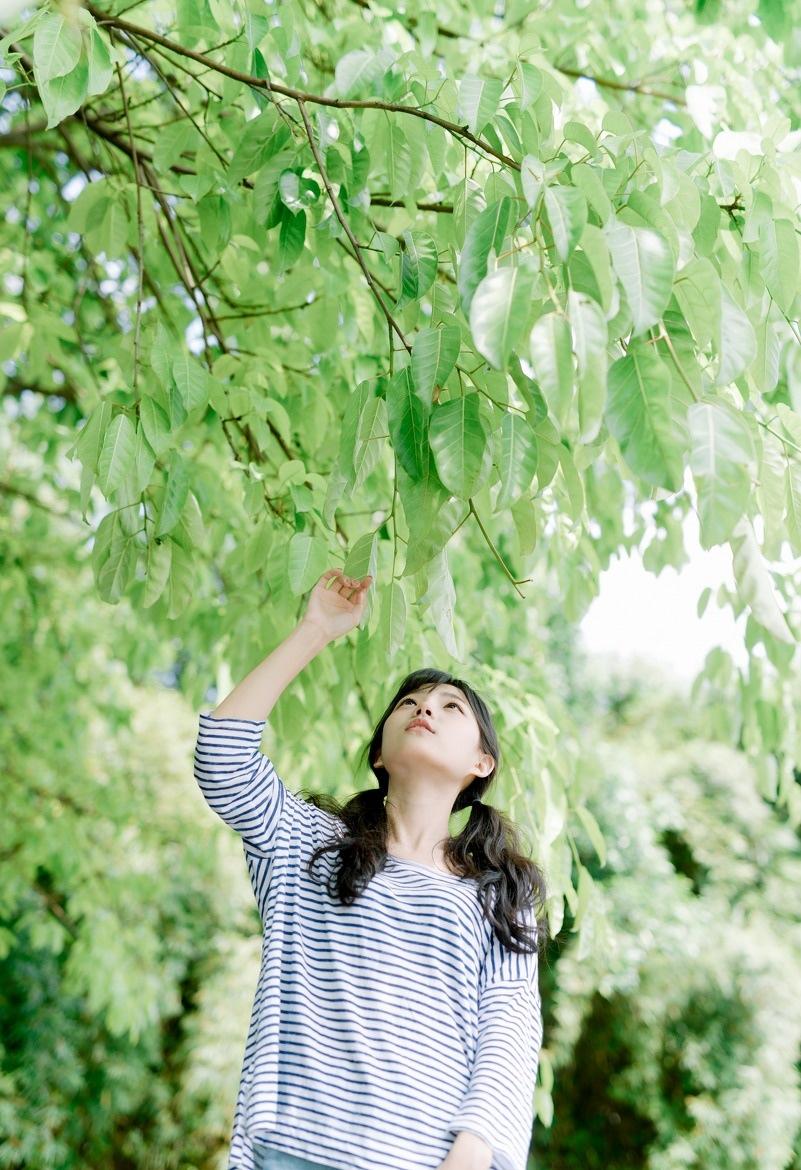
(386, 853, 473, 881)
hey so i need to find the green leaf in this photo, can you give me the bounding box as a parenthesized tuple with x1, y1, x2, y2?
(759, 217, 798, 315)
(378, 579, 406, 659)
(605, 347, 686, 490)
(410, 325, 461, 407)
(138, 395, 172, 457)
(543, 186, 587, 263)
(92, 511, 138, 604)
(39, 55, 89, 130)
(287, 532, 329, 595)
(155, 452, 190, 538)
(142, 538, 173, 609)
(495, 413, 539, 509)
(428, 391, 493, 498)
(97, 412, 137, 497)
(278, 170, 320, 213)
(227, 114, 287, 184)
(171, 353, 209, 412)
(33, 12, 82, 81)
(386, 366, 430, 481)
(576, 805, 607, 866)
(86, 27, 113, 97)
(521, 155, 546, 211)
(469, 264, 537, 370)
(457, 196, 513, 316)
(568, 290, 608, 443)
(673, 257, 721, 350)
(688, 401, 755, 547)
(353, 393, 388, 493)
(334, 47, 396, 98)
(605, 221, 675, 336)
(278, 208, 306, 270)
(717, 286, 757, 386)
(518, 62, 543, 111)
(153, 120, 196, 174)
(456, 74, 504, 135)
(385, 121, 413, 200)
(529, 311, 574, 428)
(164, 541, 195, 620)
(418, 546, 461, 657)
(397, 230, 438, 308)
(729, 517, 794, 643)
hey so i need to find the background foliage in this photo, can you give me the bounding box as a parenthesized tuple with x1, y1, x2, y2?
(2, 0, 801, 1165)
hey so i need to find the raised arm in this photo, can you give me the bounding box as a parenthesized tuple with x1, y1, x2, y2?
(193, 569, 373, 853)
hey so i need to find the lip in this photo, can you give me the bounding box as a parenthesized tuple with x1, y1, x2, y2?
(407, 718, 434, 733)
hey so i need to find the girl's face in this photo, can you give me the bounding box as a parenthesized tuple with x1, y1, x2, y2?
(375, 683, 494, 794)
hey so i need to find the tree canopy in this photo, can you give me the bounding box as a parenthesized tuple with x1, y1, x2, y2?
(2, 0, 801, 1164)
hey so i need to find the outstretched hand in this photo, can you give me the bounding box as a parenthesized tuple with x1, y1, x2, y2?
(301, 568, 374, 644)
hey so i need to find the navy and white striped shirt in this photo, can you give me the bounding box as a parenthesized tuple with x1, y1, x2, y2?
(193, 713, 542, 1170)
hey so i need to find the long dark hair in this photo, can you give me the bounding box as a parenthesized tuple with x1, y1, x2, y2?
(299, 667, 549, 956)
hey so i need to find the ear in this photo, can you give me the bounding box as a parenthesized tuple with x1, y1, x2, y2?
(475, 753, 494, 778)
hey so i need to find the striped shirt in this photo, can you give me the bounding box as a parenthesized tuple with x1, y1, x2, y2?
(193, 713, 543, 1170)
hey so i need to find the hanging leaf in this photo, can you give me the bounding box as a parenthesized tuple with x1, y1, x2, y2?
(33, 12, 82, 82)
(470, 264, 537, 370)
(456, 74, 504, 136)
(457, 196, 513, 316)
(605, 347, 686, 490)
(543, 186, 588, 263)
(529, 311, 574, 428)
(688, 401, 755, 547)
(605, 221, 675, 336)
(397, 230, 438, 308)
(429, 391, 493, 498)
(410, 325, 461, 406)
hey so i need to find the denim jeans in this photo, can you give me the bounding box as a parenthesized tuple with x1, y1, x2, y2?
(252, 1142, 339, 1170)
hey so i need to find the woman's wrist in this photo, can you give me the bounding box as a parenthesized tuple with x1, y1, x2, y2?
(297, 616, 333, 650)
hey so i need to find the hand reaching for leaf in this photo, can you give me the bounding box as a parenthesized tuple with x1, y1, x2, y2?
(301, 568, 374, 644)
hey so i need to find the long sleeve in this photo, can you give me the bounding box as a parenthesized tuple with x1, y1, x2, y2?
(192, 712, 287, 855)
(446, 904, 543, 1170)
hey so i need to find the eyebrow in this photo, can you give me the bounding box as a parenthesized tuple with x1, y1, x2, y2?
(402, 688, 466, 704)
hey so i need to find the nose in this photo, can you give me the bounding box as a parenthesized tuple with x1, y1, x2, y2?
(415, 703, 432, 716)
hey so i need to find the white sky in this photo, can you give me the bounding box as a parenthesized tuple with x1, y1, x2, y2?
(577, 508, 749, 687)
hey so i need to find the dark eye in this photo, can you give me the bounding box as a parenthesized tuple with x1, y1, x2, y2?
(400, 696, 462, 711)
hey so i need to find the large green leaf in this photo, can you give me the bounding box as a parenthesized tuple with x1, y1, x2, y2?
(38, 56, 89, 129)
(456, 74, 504, 135)
(673, 257, 721, 350)
(334, 47, 396, 98)
(97, 412, 137, 497)
(495, 412, 539, 509)
(428, 391, 493, 498)
(397, 230, 438, 308)
(86, 26, 113, 97)
(543, 186, 588, 263)
(457, 196, 513, 315)
(729, 517, 795, 644)
(469, 264, 537, 370)
(410, 325, 461, 407)
(155, 452, 190, 538)
(529, 311, 574, 428)
(568, 290, 608, 443)
(605, 222, 675, 336)
(605, 347, 686, 490)
(386, 366, 429, 481)
(688, 401, 756, 547)
(33, 12, 82, 82)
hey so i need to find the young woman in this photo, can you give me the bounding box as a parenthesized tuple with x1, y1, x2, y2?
(193, 568, 547, 1170)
